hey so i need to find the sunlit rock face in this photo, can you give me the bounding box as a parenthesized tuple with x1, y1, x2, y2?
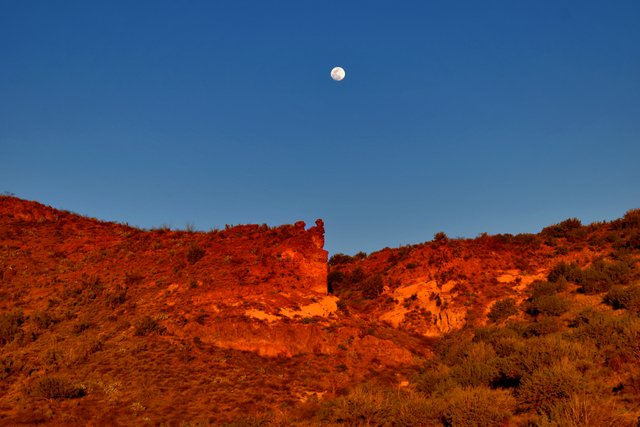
(0, 196, 333, 358)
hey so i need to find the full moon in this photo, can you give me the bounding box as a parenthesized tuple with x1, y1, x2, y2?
(331, 66, 346, 81)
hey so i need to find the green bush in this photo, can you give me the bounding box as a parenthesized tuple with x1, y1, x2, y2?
(525, 295, 570, 317)
(31, 310, 57, 330)
(523, 317, 563, 337)
(517, 361, 583, 415)
(441, 386, 515, 427)
(186, 244, 205, 264)
(434, 330, 476, 366)
(433, 231, 449, 242)
(134, 316, 166, 336)
(223, 415, 271, 427)
(541, 218, 583, 239)
(604, 285, 640, 313)
(577, 258, 636, 294)
(494, 335, 594, 387)
(316, 383, 442, 426)
(487, 298, 518, 323)
(546, 394, 631, 427)
(568, 310, 640, 365)
(31, 375, 86, 399)
(621, 230, 640, 249)
(328, 253, 353, 266)
(449, 342, 500, 388)
(327, 270, 345, 294)
(72, 320, 93, 335)
(0, 356, 15, 380)
(0, 311, 24, 345)
(106, 284, 127, 308)
(529, 280, 565, 298)
(472, 325, 522, 353)
(611, 208, 640, 231)
(547, 262, 583, 284)
(329, 268, 384, 299)
(414, 362, 456, 395)
(360, 274, 384, 299)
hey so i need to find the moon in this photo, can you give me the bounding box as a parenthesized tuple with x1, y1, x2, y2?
(331, 66, 346, 81)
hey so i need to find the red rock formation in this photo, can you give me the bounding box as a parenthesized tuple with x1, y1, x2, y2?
(0, 196, 338, 356)
(3, 195, 637, 425)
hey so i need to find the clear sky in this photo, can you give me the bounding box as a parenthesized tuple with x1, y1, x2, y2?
(1, 1, 639, 254)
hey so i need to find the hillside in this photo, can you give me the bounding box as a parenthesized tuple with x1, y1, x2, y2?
(1, 196, 640, 425)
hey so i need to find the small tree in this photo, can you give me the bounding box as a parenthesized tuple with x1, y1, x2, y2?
(434, 231, 448, 243)
(134, 316, 166, 336)
(488, 299, 518, 323)
(525, 295, 570, 317)
(186, 243, 205, 264)
(604, 285, 640, 313)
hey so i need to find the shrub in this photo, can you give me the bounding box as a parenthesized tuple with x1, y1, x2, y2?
(441, 386, 515, 427)
(473, 325, 521, 348)
(517, 361, 583, 415)
(224, 415, 271, 427)
(328, 268, 384, 299)
(604, 285, 640, 313)
(434, 330, 476, 366)
(414, 362, 456, 395)
(31, 310, 57, 330)
(349, 267, 365, 283)
(541, 218, 583, 239)
(354, 251, 368, 260)
(186, 244, 205, 264)
(327, 271, 345, 294)
(568, 310, 640, 365)
(42, 347, 64, 367)
(80, 275, 104, 300)
(546, 394, 631, 427)
(525, 295, 570, 317)
(622, 230, 640, 249)
(360, 274, 384, 299)
(134, 316, 166, 336)
(106, 284, 127, 308)
(578, 258, 636, 294)
(494, 335, 594, 388)
(487, 298, 518, 323)
(0, 356, 15, 380)
(328, 253, 353, 266)
(317, 383, 442, 426)
(433, 231, 448, 242)
(316, 383, 393, 425)
(523, 317, 563, 337)
(548, 262, 583, 283)
(529, 280, 565, 298)
(31, 375, 86, 399)
(450, 342, 500, 388)
(611, 208, 640, 230)
(72, 320, 93, 335)
(124, 272, 144, 285)
(0, 311, 24, 345)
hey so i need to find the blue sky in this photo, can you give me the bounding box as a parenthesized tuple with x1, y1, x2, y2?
(1, 1, 639, 254)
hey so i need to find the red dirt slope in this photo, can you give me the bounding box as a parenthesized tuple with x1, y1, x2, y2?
(0, 196, 427, 425)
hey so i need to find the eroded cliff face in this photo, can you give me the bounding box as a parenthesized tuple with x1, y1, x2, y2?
(326, 223, 630, 338)
(3, 196, 639, 425)
(1, 197, 422, 366)
(1, 197, 348, 358)
(3, 196, 631, 358)
(0, 197, 435, 425)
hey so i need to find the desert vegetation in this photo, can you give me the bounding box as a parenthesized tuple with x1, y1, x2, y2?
(275, 251, 640, 425)
(1, 196, 639, 425)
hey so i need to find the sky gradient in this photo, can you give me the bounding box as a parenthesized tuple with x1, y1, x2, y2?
(1, 1, 639, 254)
